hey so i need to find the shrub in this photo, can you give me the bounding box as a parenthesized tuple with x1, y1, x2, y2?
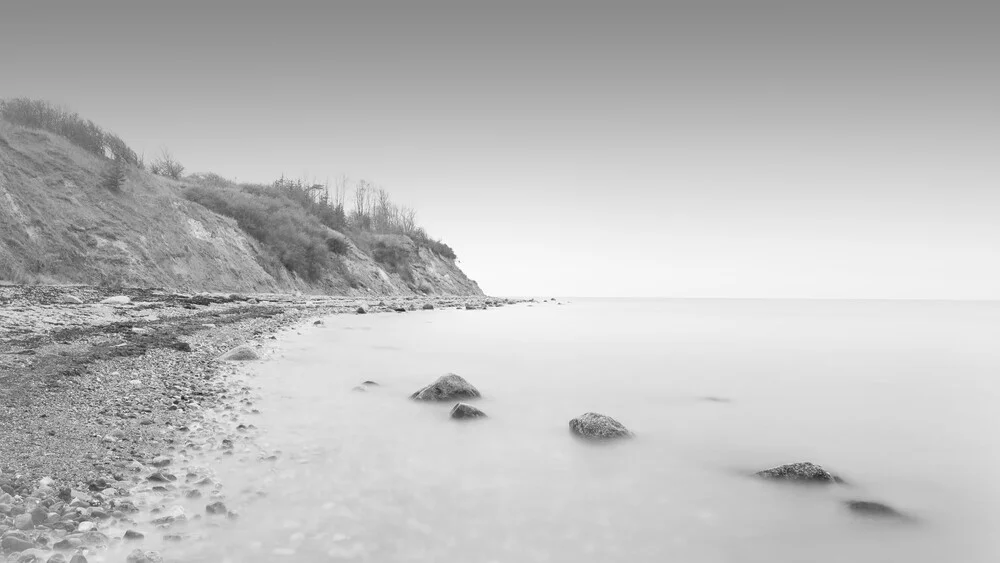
(326, 236, 349, 255)
(184, 185, 334, 281)
(101, 159, 127, 193)
(0, 98, 140, 165)
(371, 241, 414, 283)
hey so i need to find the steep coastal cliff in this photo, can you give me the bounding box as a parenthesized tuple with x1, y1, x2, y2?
(0, 119, 483, 296)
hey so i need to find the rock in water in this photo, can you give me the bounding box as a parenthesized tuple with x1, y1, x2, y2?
(845, 500, 910, 520)
(13, 512, 34, 530)
(361, 381, 379, 387)
(100, 295, 131, 304)
(568, 412, 633, 440)
(217, 346, 260, 361)
(355, 307, 367, 314)
(61, 294, 83, 304)
(410, 374, 481, 401)
(46, 554, 68, 563)
(421, 303, 434, 310)
(450, 403, 487, 420)
(754, 462, 837, 483)
(205, 501, 227, 515)
(1, 536, 34, 553)
(68, 555, 88, 563)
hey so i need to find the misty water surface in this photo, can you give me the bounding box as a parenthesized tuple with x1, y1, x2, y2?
(149, 299, 1000, 562)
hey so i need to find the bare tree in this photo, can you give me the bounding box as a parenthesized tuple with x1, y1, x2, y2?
(399, 206, 417, 234)
(149, 148, 185, 179)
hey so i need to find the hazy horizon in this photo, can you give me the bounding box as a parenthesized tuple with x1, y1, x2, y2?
(2, 0, 997, 299)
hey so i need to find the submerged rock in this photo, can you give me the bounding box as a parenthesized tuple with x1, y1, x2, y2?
(410, 374, 481, 401)
(754, 462, 838, 483)
(351, 386, 367, 392)
(569, 413, 633, 440)
(361, 381, 379, 387)
(450, 403, 487, 420)
(217, 346, 260, 362)
(844, 500, 910, 520)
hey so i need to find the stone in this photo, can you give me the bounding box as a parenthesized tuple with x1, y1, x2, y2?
(410, 374, 481, 401)
(1, 536, 34, 553)
(46, 554, 67, 563)
(13, 513, 33, 530)
(68, 555, 87, 563)
(15, 549, 47, 562)
(351, 386, 367, 392)
(450, 403, 487, 420)
(51, 538, 80, 550)
(150, 456, 171, 468)
(123, 530, 144, 541)
(361, 381, 379, 387)
(754, 462, 838, 484)
(100, 295, 130, 305)
(146, 472, 174, 483)
(125, 550, 162, 563)
(61, 295, 83, 304)
(421, 303, 434, 310)
(78, 531, 109, 547)
(76, 522, 95, 533)
(30, 507, 47, 525)
(568, 413, 633, 440)
(205, 502, 227, 515)
(216, 347, 259, 362)
(844, 500, 910, 519)
(355, 307, 366, 314)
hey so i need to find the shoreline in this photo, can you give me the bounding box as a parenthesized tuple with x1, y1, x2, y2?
(0, 285, 529, 562)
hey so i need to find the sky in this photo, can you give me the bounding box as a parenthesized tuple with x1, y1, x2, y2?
(1, 0, 998, 298)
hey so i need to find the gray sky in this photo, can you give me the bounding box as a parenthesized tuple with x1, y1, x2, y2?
(2, 0, 998, 298)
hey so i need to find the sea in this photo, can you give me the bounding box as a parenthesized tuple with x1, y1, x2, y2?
(118, 298, 1000, 562)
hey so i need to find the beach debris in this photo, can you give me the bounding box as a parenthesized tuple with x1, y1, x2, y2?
(410, 373, 482, 401)
(569, 412, 633, 440)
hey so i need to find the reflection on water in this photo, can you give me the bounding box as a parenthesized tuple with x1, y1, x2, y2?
(155, 300, 1000, 562)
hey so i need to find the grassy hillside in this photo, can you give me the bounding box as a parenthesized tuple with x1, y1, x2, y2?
(0, 107, 482, 296)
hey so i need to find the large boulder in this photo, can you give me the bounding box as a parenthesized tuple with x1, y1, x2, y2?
(410, 374, 481, 401)
(2, 535, 34, 553)
(450, 403, 487, 420)
(568, 413, 633, 440)
(754, 462, 839, 483)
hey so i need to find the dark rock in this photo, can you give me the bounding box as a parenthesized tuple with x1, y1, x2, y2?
(2, 536, 34, 553)
(421, 303, 434, 310)
(450, 403, 487, 420)
(393, 307, 406, 313)
(754, 462, 838, 483)
(171, 342, 192, 353)
(123, 530, 145, 541)
(569, 412, 633, 440)
(68, 555, 88, 563)
(361, 381, 379, 387)
(205, 501, 227, 515)
(56, 488, 72, 503)
(355, 307, 366, 314)
(844, 500, 910, 520)
(52, 538, 79, 550)
(146, 471, 174, 483)
(30, 506, 48, 525)
(217, 346, 259, 361)
(410, 373, 481, 401)
(185, 489, 202, 499)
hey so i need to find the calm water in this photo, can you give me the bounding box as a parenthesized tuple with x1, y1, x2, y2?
(178, 299, 999, 562)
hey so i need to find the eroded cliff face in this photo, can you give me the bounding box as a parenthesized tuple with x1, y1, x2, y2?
(0, 122, 483, 296)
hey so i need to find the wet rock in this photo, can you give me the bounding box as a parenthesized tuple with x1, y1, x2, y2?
(844, 500, 910, 519)
(100, 296, 130, 305)
(30, 507, 47, 525)
(15, 549, 47, 562)
(13, 513, 34, 530)
(68, 554, 87, 563)
(2, 536, 34, 553)
(410, 373, 481, 401)
(351, 386, 367, 392)
(79, 531, 109, 547)
(46, 554, 67, 563)
(754, 462, 838, 484)
(205, 501, 227, 515)
(125, 550, 162, 563)
(61, 295, 83, 305)
(76, 522, 95, 533)
(51, 538, 80, 550)
(146, 471, 174, 483)
(569, 412, 633, 440)
(150, 456, 171, 468)
(217, 346, 260, 362)
(421, 303, 434, 310)
(355, 307, 366, 314)
(123, 530, 144, 541)
(450, 403, 487, 420)
(171, 342, 192, 353)
(361, 381, 379, 387)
